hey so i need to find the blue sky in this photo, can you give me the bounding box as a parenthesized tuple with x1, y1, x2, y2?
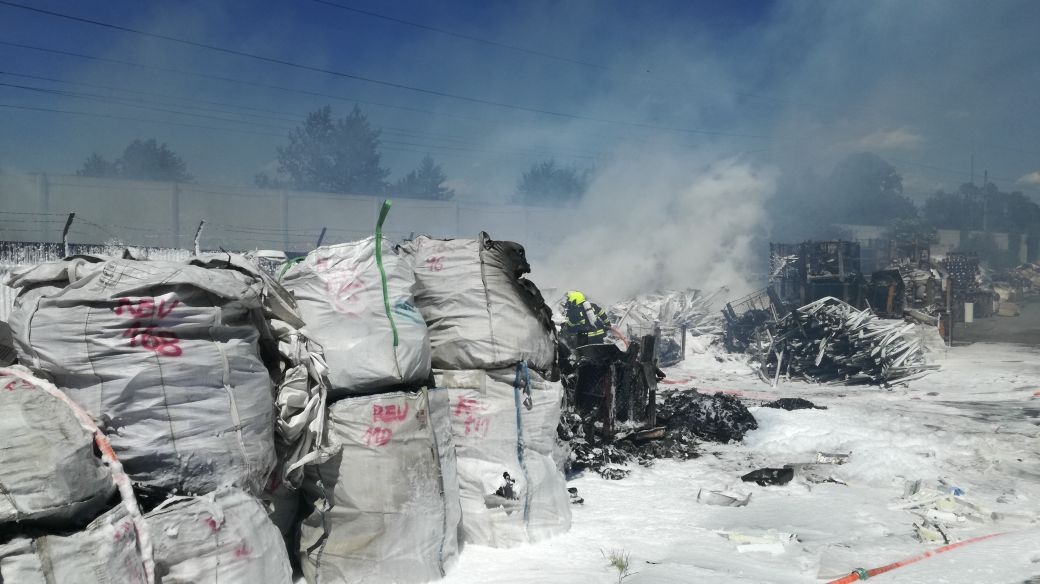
(1, 0, 1038, 202)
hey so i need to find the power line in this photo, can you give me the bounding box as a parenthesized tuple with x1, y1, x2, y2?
(307, 0, 606, 70)
(0, 70, 607, 161)
(0, 41, 722, 153)
(0, 81, 296, 132)
(0, 103, 288, 139)
(0, 70, 305, 124)
(0, 1, 769, 140)
(0, 75, 608, 162)
(0, 40, 489, 125)
(307, 0, 792, 107)
(889, 157, 1020, 185)
(4, 74, 607, 160)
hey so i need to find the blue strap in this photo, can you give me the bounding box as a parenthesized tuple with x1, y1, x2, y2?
(512, 361, 532, 522)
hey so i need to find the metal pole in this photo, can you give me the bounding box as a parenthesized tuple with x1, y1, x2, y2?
(61, 212, 75, 257)
(316, 227, 327, 249)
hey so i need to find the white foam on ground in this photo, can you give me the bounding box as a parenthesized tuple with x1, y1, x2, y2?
(436, 341, 1040, 583)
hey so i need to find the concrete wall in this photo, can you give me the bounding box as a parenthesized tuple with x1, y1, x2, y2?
(0, 172, 572, 260)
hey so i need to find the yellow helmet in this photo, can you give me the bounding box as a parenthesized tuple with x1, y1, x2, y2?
(566, 290, 586, 304)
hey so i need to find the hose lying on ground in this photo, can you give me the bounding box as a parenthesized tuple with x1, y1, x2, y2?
(826, 531, 1008, 583)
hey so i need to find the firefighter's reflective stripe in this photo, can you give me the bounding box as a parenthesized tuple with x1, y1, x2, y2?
(563, 300, 608, 338)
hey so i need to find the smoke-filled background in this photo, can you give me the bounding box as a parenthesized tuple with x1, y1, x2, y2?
(1, 0, 1038, 300)
(539, 150, 774, 303)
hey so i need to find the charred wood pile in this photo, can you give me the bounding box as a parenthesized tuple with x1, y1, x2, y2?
(756, 296, 936, 386)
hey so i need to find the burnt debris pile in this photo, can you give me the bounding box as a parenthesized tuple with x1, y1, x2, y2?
(759, 297, 935, 386)
(560, 390, 757, 479)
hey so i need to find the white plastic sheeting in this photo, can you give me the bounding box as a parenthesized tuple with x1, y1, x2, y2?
(270, 324, 329, 489)
(282, 238, 431, 398)
(0, 505, 149, 584)
(7, 257, 276, 496)
(300, 389, 461, 584)
(435, 367, 571, 548)
(608, 288, 724, 337)
(398, 234, 556, 373)
(0, 366, 114, 527)
(146, 488, 293, 584)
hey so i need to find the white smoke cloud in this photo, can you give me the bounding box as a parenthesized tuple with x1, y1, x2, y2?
(1018, 171, 1040, 185)
(856, 128, 925, 150)
(539, 147, 775, 305)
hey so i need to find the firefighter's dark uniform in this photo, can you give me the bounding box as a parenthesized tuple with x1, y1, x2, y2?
(561, 292, 609, 346)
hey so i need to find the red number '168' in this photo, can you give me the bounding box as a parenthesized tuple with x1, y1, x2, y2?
(123, 323, 182, 357)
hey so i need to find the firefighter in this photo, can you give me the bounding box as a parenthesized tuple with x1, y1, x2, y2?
(561, 290, 610, 346)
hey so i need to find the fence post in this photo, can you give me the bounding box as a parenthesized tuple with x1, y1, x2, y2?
(194, 220, 205, 256)
(37, 173, 50, 242)
(279, 189, 289, 252)
(62, 212, 75, 257)
(171, 182, 181, 250)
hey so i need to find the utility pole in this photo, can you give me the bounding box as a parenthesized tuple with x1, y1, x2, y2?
(982, 170, 989, 232)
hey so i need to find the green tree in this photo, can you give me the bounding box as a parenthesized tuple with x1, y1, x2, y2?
(76, 153, 118, 178)
(393, 155, 455, 200)
(768, 153, 916, 241)
(76, 139, 193, 182)
(513, 159, 592, 206)
(257, 105, 390, 195)
(825, 152, 916, 225)
(921, 189, 970, 230)
(922, 182, 1040, 234)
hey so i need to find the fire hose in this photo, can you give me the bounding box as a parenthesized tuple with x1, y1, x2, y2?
(826, 531, 1009, 583)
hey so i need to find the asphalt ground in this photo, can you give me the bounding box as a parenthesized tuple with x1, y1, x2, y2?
(954, 296, 1040, 346)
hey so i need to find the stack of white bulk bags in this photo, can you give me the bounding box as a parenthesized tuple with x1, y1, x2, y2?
(299, 389, 460, 583)
(400, 233, 570, 548)
(285, 211, 459, 583)
(7, 257, 277, 496)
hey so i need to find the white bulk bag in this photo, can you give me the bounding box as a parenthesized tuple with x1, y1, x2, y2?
(300, 389, 460, 584)
(398, 234, 556, 372)
(0, 366, 114, 527)
(0, 505, 149, 584)
(7, 258, 276, 496)
(435, 366, 570, 547)
(282, 238, 432, 397)
(146, 488, 293, 584)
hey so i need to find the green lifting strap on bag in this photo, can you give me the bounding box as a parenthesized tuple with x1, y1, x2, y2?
(375, 199, 400, 348)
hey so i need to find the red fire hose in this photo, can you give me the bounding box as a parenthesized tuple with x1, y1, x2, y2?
(826, 531, 1008, 583)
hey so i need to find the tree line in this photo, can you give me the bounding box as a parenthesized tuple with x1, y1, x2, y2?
(75, 107, 1040, 267)
(768, 151, 1040, 269)
(76, 104, 592, 205)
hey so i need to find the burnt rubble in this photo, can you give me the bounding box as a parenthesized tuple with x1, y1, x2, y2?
(757, 296, 936, 386)
(559, 390, 758, 479)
